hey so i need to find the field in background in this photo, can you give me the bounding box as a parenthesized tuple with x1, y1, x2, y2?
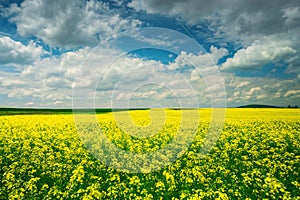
(0, 109, 299, 199)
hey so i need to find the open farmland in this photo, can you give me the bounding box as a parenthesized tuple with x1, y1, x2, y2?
(0, 109, 299, 199)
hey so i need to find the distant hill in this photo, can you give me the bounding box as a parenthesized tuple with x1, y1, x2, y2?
(237, 104, 284, 108)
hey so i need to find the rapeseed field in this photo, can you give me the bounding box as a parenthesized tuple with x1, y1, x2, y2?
(0, 109, 299, 199)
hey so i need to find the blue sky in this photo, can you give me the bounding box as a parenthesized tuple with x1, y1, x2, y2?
(0, 0, 299, 108)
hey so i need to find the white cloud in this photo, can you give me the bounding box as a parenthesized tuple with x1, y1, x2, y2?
(128, 0, 300, 85)
(128, 0, 299, 35)
(233, 91, 240, 97)
(210, 46, 229, 61)
(69, 47, 223, 107)
(223, 73, 300, 107)
(2, 46, 181, 107)
(54, 101, 64, 105)
(7, 88, 44, 99)
(236, 81, 250, 88)
(0, 78, 25, 87)
(168, 46, 228, 71)
(0, 36, 44, 65)
(8, 0, 141, 48)
(256, 94, 267, 100)
(3, 47, 97, 106)
(245, 87, 261, 96)
(221, 38, 296, 70)
(2, 45, 299, 108)
(25, 102, 34, 106)
(128, 0, 300, 61)
(284, 90, 300, 98)
(167, 49, 227, 107)
(128, 0, 230, 25)
(133, 31, 174, 47)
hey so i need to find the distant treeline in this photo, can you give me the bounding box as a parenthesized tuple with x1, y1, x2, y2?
(237, 104, 298, 108)
(0, 108, 149, 116)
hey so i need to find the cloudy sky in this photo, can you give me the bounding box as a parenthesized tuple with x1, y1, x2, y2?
(0, 0, 299, 108)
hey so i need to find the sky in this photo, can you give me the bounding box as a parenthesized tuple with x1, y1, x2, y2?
(0, 0, 299, 108)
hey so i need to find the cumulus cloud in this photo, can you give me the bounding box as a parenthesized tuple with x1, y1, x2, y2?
(245, 87, 261, 96)
(1, 44, 227, 107)
(22, 55, 79, 89)
(128, 0, 230, 25)
(2, 47, 96, 106)
(130, 0, 300, 81)
(168, 46, 228, 71)
(25, 102, 34, 106)
(128, 0, 300, 62)
(284, 90, 300, 98)
(0, 77, 25, 87)
(1, 43, 298, 108)
(0, 36, 44, 65)
(221, 37, 296, 71)
(236, 81, 250, 88)
(96, 54, 204, 107)
(224, 73, 300, 106)
(54, 101, 64, 105)
(128, 0, 299, 35)
(7, 0, 141, 48)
